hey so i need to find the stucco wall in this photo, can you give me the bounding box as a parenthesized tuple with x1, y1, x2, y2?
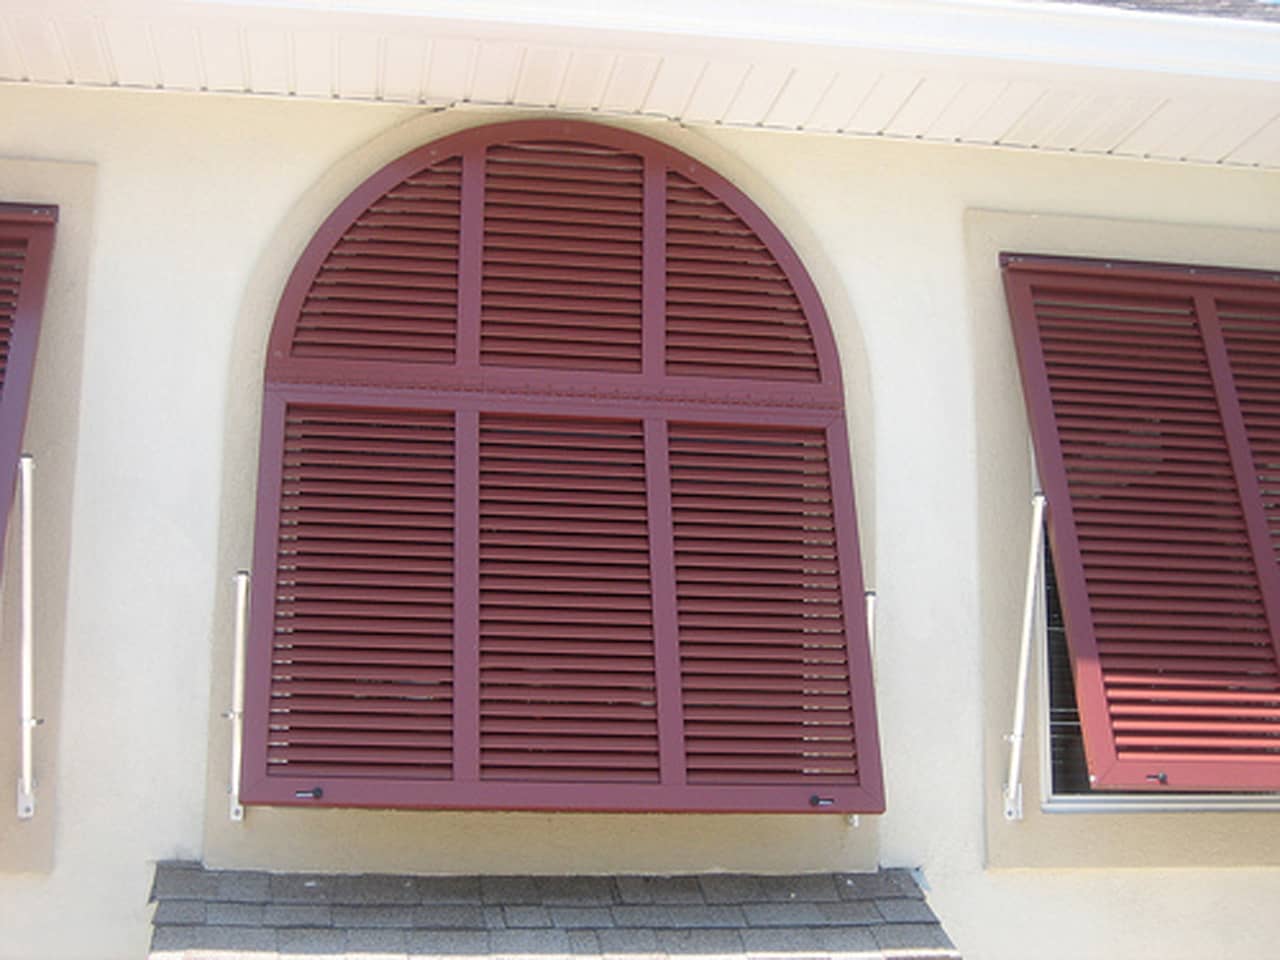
(0, 82, 1277, 960)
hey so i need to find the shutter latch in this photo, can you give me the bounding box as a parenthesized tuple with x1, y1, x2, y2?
(294, 787, 324, 800)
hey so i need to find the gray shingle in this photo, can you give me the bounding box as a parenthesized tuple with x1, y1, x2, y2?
(644, 876, 707, 905)
(482, 877, 541, 905)
(332, 905, 418, 928)
(813, 926, 883, 953)
(613, 877, 653, 904)
(656, 927, 745, 955)
(332, 874, 420, 905)
(567, 929, 603, 955)
(412, 904, 488, 929)
(666, 905, 748, 928)
(754, 876, 839, 903)
(814, 901, 881, 925)
(405, 929, 491, 955)
(740, 927, 831, 954)
(278, 926, 348, 955)
(270, 874, 334, 903)
(836, 871, 921, 902)
(208, 901, 269, 926)
(535, 877, 618, 906)
(415, 877, 484, 904)
(550, 907, 615, 929)
(504, 905, 553, 928)
(610, 905, 674, 927)
(346, 927, 411, 953)
(698, 876, 765, 905)
(490, 928, 573, 954)
(743, 903, 826, 927)
(874, 898, 938, 923)
(265, 903, 333, 928)
(870, 922, 955, 950)
(151, 862, 217, 901)
(596, 927, 660, 953)
(155, 924, 278, 952)
(214, 870, 271, 903)
(152, 900, 207, 925)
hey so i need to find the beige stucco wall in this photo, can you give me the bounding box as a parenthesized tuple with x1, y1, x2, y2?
(0, 81, 1278, 960)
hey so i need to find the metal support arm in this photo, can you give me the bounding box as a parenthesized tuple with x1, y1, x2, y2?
(226, 570, 250, 822)
(16, 455, 40, 819)
(1004, 492, 1046, 822)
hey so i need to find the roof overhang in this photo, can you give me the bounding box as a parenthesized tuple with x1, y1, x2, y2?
(2, 0, 1279, 168)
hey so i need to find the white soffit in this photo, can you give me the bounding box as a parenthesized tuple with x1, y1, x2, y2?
(1, 0, 1279, 168)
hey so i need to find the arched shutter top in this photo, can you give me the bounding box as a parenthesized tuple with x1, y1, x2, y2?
(267, 121, 838, 406)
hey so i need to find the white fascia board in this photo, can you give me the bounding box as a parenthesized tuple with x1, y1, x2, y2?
(87, 0, 1280, 84)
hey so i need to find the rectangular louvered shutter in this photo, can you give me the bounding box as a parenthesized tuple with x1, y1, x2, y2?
(478, 413, 661, 782)
(669, 423, 864, 785)
(246, 402, 880, 810)
(264, 404, 456, 781)
(481, 142, 644, 372)
(0, 205, 55, 584)
(1005, 255, 1280, 791)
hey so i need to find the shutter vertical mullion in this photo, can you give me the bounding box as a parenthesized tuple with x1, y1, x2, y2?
(452, 408, 481, 782)
(1193, 290, 1280, 659)
(1003, 265, 1119, 782)
(644, 417, 688, 787)
(825, 417, 883, 803)
(456, 146, 485, 372)
(641, 156, 666, 385)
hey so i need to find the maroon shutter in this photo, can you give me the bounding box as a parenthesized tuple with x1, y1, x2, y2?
(1005, 254, 1280, 791)
(0, 204, 56, 581)
(266, 405, 456, 781)
(665, 172, 820, 382)
(670, 422, 863, 785)
(481, 141, 644, 372)
(244, 120, 882, 812)
(478, 413, 660, 782)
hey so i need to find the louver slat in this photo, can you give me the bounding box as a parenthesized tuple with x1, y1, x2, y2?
(665, 174, 820, 382)
(669, 422, 860, 784)
(478, 413, 660, 782)
(294, 158, 461, 364)
(1006, 257, 1280, 791)
(482, 143, 644, 372)
(268, 405, 455, 780)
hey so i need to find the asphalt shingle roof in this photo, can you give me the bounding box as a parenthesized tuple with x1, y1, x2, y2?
(149, 863, 958, 959)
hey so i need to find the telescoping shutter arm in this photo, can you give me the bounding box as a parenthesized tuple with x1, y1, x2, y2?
(225, 570, 250, 821)
(16, 455, 41, 819)
(1004, 492, 1046, 822)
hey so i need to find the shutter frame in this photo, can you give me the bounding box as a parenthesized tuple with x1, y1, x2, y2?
(1005, 253, 1280, 792)
(243, 121, 882, 813)
(0, 204, 56, 584)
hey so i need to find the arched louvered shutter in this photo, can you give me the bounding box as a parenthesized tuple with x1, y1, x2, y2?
(244, 120, 882, 813)
(0, 204, 56, 579)
(1005, 254, 1280, 791)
